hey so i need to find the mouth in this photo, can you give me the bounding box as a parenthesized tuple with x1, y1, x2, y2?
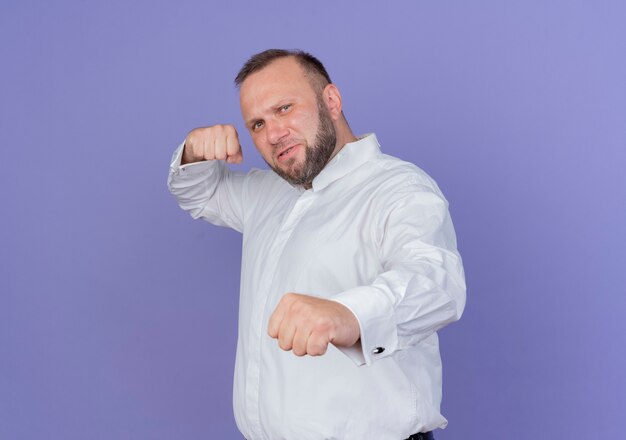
(276, 144, 300, 162)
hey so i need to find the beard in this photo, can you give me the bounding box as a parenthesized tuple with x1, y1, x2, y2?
(267, 99, 337, 188)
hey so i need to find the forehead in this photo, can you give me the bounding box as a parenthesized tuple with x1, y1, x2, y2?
(239, 57, 316, 114)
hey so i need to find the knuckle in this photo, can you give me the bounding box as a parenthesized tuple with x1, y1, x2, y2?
(196, 127, 212, 139)
(313, 317, 332, 333)
(289, 300, 304, 313)
(206, 125, 222, 140)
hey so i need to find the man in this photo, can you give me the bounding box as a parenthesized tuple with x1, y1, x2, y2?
(167, 49, 466, 440)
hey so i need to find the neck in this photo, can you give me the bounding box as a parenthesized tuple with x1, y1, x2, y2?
(329, 120, 357, 161)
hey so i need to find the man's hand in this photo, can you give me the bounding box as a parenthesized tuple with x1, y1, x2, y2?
(182, 124, 243, 165)
(268, 293, 360, 357)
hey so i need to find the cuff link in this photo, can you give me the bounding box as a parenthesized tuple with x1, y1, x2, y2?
(371, 347, 385, 355)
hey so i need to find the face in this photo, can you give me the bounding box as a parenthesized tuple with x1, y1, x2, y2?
(239, 57, 337, 187)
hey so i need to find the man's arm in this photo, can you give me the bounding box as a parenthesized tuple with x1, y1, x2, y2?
(268, 181, 466, 365)
(167, 125, 247, 232)
(331, 183, 466, 365)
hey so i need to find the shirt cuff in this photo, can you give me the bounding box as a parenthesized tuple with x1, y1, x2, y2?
(329, 286, 398, 366)
(169, 141, 216, 177)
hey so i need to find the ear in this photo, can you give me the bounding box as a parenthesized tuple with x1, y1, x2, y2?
(321, 84, 343, 121)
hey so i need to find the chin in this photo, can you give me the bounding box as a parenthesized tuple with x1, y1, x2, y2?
(276, 157, 302, 172)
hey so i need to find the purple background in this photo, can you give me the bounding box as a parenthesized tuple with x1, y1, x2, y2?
(2, 1, 625, 439)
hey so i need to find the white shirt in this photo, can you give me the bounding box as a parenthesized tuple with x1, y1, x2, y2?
(167, 134, 466, 440)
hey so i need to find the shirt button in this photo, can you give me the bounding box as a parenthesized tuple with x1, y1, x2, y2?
(371, 347, 385, 355)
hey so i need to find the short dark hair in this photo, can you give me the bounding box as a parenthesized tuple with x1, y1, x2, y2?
(234, 49, 332, 92)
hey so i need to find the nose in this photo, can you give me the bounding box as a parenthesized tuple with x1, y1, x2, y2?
(265, 119, 289, 145)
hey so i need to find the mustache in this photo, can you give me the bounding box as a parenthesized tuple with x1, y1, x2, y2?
(273, 138, 305, 153)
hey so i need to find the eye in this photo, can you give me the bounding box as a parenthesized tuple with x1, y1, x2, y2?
(279, 104, 292, 113)
(252, 120, 264, 131)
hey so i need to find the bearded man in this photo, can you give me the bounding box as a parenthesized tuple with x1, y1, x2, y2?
(167, 49, 466, 440)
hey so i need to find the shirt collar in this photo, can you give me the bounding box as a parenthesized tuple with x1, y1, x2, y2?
(310, 133, 381, 192)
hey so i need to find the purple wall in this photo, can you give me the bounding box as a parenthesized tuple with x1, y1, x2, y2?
(2, 1, 625, 439)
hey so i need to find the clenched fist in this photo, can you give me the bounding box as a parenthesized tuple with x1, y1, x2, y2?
(268, 293, 361, 357)
(182, 124, 244, 165)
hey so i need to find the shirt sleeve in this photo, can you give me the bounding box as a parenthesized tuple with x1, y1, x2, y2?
(330, 182, 466, 366)
(167, 141, 246, 233)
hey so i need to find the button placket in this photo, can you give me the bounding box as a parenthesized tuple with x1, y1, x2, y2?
(244, 190, 318, 439)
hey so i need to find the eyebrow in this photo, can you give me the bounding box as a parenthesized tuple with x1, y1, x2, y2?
(246, 117, 260, 127)
(245, 100, 293, 127)
(247, 98, 293, 125)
